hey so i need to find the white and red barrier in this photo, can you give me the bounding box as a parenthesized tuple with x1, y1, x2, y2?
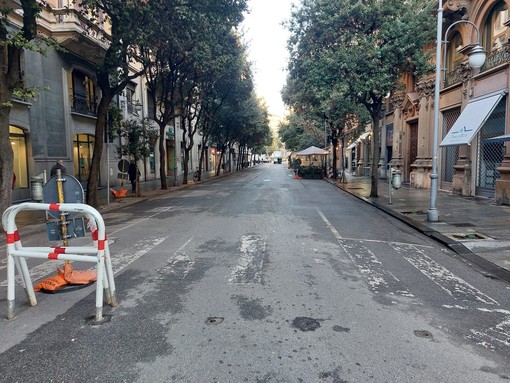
(2, 202, 117, 322)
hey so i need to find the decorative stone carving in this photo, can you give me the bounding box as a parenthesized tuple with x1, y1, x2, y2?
(443, 1, 469, 14)
(402, 92, 420, 120)
(416, 79, 435, 99)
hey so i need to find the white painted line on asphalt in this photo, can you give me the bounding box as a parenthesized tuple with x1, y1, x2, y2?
(318, 210, 414, 297)
(157, 237, 195, 279)
(390, 243, 499, 305)
(108, 206, 173, 236)
(317, 209, 343, 239)
(229, 235, 266, 284)
(468, 318, 510, 349)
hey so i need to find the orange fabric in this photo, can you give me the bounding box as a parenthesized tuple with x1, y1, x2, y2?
(34, 275, 67, 292)
(58, 264, 96, 285)
(110, 188, 128, 198)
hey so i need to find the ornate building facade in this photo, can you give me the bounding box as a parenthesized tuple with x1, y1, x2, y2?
(351, 0, 510, 204)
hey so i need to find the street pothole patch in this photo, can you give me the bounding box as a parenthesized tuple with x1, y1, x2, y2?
(292, 317, 321, 332)
(206, 317, 224, 325)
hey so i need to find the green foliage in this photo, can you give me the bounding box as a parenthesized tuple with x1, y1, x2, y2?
(117, 119, 158, 162)
(278, 112, 324, 151)
(298, 165, 323, 179)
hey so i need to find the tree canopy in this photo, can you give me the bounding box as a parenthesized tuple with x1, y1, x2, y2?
(285, 0, 435, 194)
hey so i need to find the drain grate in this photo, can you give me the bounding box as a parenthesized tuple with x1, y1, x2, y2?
(451, 232, 487, 240)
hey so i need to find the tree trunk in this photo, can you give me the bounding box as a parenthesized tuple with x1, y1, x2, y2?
(370, 114, 381, 198)
(86, 95, 111, 207)
(158, 122, 168, 190)
(0, 103, 13, 216)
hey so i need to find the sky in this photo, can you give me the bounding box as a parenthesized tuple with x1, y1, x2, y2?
(242, 0, 295, 120)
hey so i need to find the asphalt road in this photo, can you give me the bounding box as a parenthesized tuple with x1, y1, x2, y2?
(1, 163, 510, 382)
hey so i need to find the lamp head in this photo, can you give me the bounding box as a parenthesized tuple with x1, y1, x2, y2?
(468, 44, 486, 69)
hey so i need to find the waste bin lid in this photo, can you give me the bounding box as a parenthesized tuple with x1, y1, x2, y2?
(31, 176, 44, 181)
(43, 174, 84, 219)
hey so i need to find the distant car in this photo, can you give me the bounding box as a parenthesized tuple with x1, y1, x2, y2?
(274, 157, 282, 164)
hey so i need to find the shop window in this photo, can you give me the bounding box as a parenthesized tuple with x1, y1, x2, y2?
(73, 134, 95, 183)
(69, 69, 97, 116)
(9, 126, 28, 189)
(484, 1, 509, 52)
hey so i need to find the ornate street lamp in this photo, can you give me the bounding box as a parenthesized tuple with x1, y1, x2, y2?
(427, 7, 486, 222)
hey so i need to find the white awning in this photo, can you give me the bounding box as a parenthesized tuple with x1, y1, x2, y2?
(346, 131, 370, 150)
(440, 91, 506, 147)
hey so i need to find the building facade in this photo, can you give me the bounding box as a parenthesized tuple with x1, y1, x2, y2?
(349, 0, 510, 205)
(8, 1, 209, 203)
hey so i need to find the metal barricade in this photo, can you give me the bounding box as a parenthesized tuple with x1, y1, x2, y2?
(2, 202, 117, 322)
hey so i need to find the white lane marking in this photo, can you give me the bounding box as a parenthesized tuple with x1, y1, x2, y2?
(390, 243, 498, 305)
(110, 236, 168, 275)
(229, 235, 266, 284)
(317, 209, 342, 240)
(468, 318, 510, 349)
(158, 237, 195, 279)
(318, 210, 413, 297)
(108, 206, 173, 236)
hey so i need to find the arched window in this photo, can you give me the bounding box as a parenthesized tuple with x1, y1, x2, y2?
(73, 134, 95, 182)
(9, 126, 28, 189)
(484, 1, 509, 52)
(446, 32, 463, 72)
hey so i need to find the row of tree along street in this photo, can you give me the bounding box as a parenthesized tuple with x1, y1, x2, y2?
(0, 0, 272, 215)
(280, 0, 435, 196)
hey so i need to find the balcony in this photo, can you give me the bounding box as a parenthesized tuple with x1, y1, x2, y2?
(71, 93, 97, 117)
(480, 45, 510, 73)
(50, 8, 109, 64)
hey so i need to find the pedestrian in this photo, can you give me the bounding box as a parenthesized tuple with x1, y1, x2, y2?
(50, 160, 67, 177)
(128, 161, 137, 192)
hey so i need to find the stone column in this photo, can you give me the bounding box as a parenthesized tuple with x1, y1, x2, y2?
(413, 79, 435, 188)
(389, 92, 405, 173)
(452, 64, 474, 195)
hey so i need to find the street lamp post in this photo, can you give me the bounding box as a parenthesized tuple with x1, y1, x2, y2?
(427, 6, 486, 222)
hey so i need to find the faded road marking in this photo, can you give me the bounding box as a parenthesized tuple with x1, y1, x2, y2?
(390, 243, 498, 305)
(229, 235, 266, 284)
(318, 211, 413, 297)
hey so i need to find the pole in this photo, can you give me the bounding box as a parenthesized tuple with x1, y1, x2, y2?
(106, 142, 110, 205)
(427, 4, 443, 222)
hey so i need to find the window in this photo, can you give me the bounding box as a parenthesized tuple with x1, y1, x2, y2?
(446, 32, 463, 72)
(73, 134, 95, 182)
(484, 1, 509, 52)
(9, 126, 28, 189)
(126, 86, 135, 114)
(69, 69, 97, 116)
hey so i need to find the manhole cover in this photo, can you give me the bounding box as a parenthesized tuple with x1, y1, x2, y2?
(292, 317, 321, 332)
(206, 317, 224, 325)
(414, 330, 433, 339)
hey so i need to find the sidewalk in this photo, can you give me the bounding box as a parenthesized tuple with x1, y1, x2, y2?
(327, 173, 510, 283)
